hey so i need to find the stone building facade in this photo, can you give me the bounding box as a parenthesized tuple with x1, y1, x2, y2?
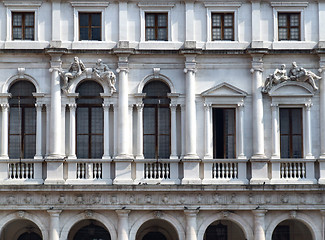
(0, 0, 325, 240)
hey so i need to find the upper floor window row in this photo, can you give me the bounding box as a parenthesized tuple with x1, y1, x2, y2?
(9, 11, 303, 42)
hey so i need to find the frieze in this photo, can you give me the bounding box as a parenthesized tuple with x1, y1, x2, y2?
(0, 191, 325, 210)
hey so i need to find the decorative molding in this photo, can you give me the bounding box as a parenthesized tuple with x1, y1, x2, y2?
(3, 1, 42, 7)
(70, 2, 109, 7)
(270, 2, 308, 7)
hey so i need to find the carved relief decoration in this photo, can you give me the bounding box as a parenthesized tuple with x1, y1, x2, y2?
(262, 62, 321, 93)
(59, 57, 117, 94)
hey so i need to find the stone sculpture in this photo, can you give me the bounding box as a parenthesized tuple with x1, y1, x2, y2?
(92, 59, 117, 94)
(60, 56, 86, 93)
(262, 62, 321, 93)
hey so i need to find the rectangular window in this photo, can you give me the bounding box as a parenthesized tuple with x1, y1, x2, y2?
(79, 12, 101, 41)
(12, 12, 35, 40)
(145, 13, 168, 41)
(280, 108, 303, 158)
(211, 13, 234, 41)
(213, 108, 236, 159)
(278, 12, 300, 40)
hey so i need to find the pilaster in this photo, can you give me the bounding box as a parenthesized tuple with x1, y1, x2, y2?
(305, 101, 314, 159)
(237, 102, 246, 159)
(271, 103, 280, 159)
(34, 103, 43, 159)
(50, 0, 61, 48)
(0, 102, 9, 159)
(203, 103, 212, 159)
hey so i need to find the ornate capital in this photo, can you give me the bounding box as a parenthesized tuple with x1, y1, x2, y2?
(35, 103, 43, 110)
(116, 67, 129, 73)
(136, 103, 144, 110)
(68, 103, 77, 110)
(305, 102, 313, 109)
(184, 67, 197, 74)
(1, 103, 9, 111)
(170, 103, 177, 110)
(237, 101, 244, 108)
(204, 103, 211, 110)
(102, 103, 110, 110)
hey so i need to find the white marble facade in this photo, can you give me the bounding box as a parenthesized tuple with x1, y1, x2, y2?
(0, 0, 325, 240)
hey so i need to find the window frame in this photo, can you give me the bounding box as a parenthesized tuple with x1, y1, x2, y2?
(138, 3, 174, 42)
(277, 12, 301, 41)
(212, 108, 236, 159)
(4, 2, 41, 42)
(71, 2, 108, 42)
(78, 12, 102, 41)
(205, 2, 241, 43)
(145, 12, 168, 41)
(211, 12, 235, 41)
(11, 12, 35, 40)
(279, 107, 303, 158)
(271, 2, 307, 42)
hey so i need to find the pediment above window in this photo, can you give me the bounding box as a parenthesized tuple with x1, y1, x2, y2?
(268, 81, 314, 97)
(201, 82, 247, 105)
(201, 82, 247, 97)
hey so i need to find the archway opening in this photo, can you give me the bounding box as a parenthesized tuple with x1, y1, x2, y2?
(1, 219, 42, 240)
(204, 220, 246, 240)
(136, 219, 178, 240)
(272, 219, 313, 240)
(68, 219, 111, 240)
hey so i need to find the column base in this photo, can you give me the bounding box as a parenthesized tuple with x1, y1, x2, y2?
(319, 154, 325, 160)
(169, 155, 178, 160)
(0, 155, 9, 160)
(250, 159, 270, 184)
(135, 155, 144, 160)
(34, 155, 43, 160)
(67, 155, 77, 160)
(305, 154, 315, 160)
(102, 155, 112, 160)
(114, 159, 133, 184)
(183, 154, 200, 160)
(182, 158, 201, 184)
(115, 154, 134, 160)
(237, 154, 247, 160)
(45, 161, 65, 184)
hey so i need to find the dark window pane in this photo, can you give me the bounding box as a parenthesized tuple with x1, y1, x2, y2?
(12, 12, 34, 40)
(146, 28, 155, 41)
(157, 28, 167, 41)
(145, 14, 155, 27)
(91, 135, 103, 158)
(280, 135, 290, 158)
(77, 108, 89, 134)
(211, 13, 234, 41)
(79, 13, 89, 26)
(145, 13, 168, 41)
(91, 13, 101, 26)
(80, 28, 88, 40)
(278, 14, 287, 27)
(25, 13, 34, 26)
(13, 14, 22, 26)
(91, 28, 101, 41)
(91, 108, 103, 133)
(278, 13, 300, 40)
(24, 135, 36, 158)
(144, 135, 156, 158)
(157, 14, 167, 27)
(143, 107, 156, 134)
(25, 28, 34, 40)
(77, 135, 88, 158)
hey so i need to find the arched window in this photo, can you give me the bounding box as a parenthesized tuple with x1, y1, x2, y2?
(17, 232, 42, 240)
(76, 81, 104, 159)
(8, 81, 36, 159)
(143, 81, 171, 159)
(73, 223, 111, 240)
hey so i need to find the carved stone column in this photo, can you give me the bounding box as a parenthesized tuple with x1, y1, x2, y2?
(0, 103, 9, 159)
(237, 102, 246, 159)
(181, 104, 185, 158)
(68, 103, 76, 159)
(35, 103, 43, 159)
(321, 210, 325, 240)
(203, 103, 212, 159)
(114, 52, 133, 184)
(319, 58, 325, 158)
(103, 103, 111, 159)
(184, 210, 198, 240)
(135, 103, 144, 159)
(116, 55, 131, 159)
(253, 210, 267, 240)
(251, 56, 265, 158)
(48, 210, 61, 240)
(184, 57, 198, 159)
(116, 210, 130, 240)
(271, 104, 280, 159)
(170, 103, 178, 159)
(305, 101, 314, 159)
(46, 51, 65, 184)
(183, 55, 200, 184)
(129, 104, 134, 157)
(250, 54, 268, 184)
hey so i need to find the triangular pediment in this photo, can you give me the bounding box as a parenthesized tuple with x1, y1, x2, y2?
(269, 81, 315, 97)
(201, 82, 247, 97)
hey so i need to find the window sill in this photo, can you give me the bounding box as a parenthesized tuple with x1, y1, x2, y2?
(71, 41, 116, 49)
(4, 41, 49, 49)
(272, 41, 317, 49)
(205, 41, 250, 50)
(138, 41, 183, 50)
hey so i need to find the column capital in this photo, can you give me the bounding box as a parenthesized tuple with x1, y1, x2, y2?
(102, 103, 110, 109)
(35, 103, 43, 110)
(237, 102, 245, 108)
(136, 103, 144, 110)
(184, 67, 197, 74)
(68, 103, 76, 109)
(271, 103, 278, 108)
(116, 209, 131, 216)
(252, 209, 267, 217)
(305, 102, 313, 109)
(170, 103, 178, 110)
(116, 67, 129, 73)
(47, 209, 62, 216)
(1, 103, 9, 110)
(184, 209, 199, 216)
(204, 103, 212, 109)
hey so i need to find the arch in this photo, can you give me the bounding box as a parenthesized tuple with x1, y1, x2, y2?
(265, 212, 320, 240)
(68, 74, 110, 94)
(137, 73, 176, 94)
(129, 212, 185, 240)
(2, 73, 40, 94)
(0, 212, 48, 240)
(268, 81, 314, 97)
(60, 212, 117, 240)
(197, 212, 253, 240)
